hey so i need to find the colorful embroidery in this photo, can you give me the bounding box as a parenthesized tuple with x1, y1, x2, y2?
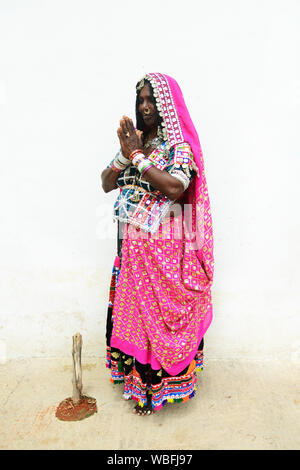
(173, 143, 200, 177)
(105, 72, 214, 413)
(128, 191, 174, 234)
(174, 143, 191, 166)
(106, 222, 205, 411)
(106, 344, 202, 411)
(111, 216, 212, 375)
(196, 349, 204, 371)
(135, 73, 214, 285)
(108, 255, 120, 309)
(110, 143, 197, 234)
(147, 145, 169, 170)
(113, 187, 174, 235)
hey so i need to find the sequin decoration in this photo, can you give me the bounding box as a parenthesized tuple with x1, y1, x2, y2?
(108, 142, 199, 234)
(110, 215, 212, 376)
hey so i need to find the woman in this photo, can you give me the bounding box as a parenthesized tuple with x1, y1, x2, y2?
(101, 73, 214, 415)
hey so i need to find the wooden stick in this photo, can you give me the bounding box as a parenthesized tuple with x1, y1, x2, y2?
(72, 333, 83, 403)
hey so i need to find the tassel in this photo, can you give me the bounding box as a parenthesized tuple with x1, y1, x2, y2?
(110, 377, 124, 384)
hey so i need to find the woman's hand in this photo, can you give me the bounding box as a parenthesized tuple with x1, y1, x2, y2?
(117, 116, 143, 159)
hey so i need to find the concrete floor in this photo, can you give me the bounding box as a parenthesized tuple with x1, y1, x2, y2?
(0, 357, 299, 450)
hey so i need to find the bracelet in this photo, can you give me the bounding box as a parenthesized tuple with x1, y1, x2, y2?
(112, 152, 131, 172)
(110, 162, 123, 173)
(117, 153, 131, 165)
(129, 149, 143, 162)
(170, 171, 190, 191)
(138, 159, 153, 175)
(132, 153, 145, 167)
(141, 162, 153, 177)
(112, 160, 126, 170)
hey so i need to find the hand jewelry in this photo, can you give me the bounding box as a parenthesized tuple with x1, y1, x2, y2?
(140, 160, 153, 177)
(110, 150, 131, 172)
(110, 163, 123, 173)
(130, 151, 154, 176)
(129, 149, 143, 161)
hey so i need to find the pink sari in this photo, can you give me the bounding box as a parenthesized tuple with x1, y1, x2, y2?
(110, 73, 214, 376)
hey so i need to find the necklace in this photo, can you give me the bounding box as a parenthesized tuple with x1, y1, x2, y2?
(144, 136, 163, 149)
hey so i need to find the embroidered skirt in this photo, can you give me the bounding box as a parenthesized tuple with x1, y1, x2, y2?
(105, 221, 204, 412)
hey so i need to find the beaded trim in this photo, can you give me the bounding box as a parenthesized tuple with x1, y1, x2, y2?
(106, 345, 203, 411)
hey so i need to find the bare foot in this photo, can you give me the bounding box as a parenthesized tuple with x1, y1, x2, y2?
(132, 395, 155, 416)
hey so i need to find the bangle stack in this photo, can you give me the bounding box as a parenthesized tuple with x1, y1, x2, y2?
(129, 149, 154, 178)
(110, 151, 131, 173)
(110, 162, 123, 173)
(129, 149, 143, 162)
(139, 159, 154, 177)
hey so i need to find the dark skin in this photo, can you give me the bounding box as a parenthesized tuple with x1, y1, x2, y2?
(101, 84, 185, 200)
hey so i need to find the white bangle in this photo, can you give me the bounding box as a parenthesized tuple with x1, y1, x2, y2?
(170, 171, 190, 191)
(112, 158, 127, 170)
(117, 152, 131, 165)
(113, 150, 130, 170)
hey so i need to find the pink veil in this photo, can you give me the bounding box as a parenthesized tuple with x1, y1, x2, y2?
(138, 73, 214, 289)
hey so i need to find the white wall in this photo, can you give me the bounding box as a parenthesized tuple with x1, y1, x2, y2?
(0, 0, 299, 361)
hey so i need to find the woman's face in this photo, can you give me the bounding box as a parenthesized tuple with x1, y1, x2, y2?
(138, 84, 159, 129)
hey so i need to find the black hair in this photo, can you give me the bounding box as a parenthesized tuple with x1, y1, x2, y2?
(135, 79, 163, 137)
